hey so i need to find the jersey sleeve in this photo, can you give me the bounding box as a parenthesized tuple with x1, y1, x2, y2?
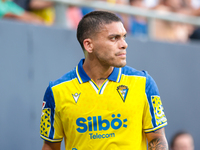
(142, 72, 167, 133)
(40, 83, 64, 142)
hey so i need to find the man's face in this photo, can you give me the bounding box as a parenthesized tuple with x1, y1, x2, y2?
(91, 21, 128, 68)
(173, 134, 194, 150)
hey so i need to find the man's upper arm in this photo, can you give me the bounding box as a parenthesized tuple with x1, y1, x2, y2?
(145, 128, 168, 150)
(40, 85, 64, 146)
(42, 141, 61, 150)
(143, 72, 167, 132)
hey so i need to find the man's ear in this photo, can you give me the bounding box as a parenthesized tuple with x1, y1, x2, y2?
(83, 39, 93, 53)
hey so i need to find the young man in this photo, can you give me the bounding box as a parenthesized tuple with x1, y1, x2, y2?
(40, 11, 168, 150)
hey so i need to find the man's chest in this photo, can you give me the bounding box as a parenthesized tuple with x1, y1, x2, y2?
(53, 79, 146, 130)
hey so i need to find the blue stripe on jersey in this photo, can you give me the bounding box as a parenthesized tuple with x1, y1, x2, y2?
(90, 80, 99, 91)
(50, 61, 148, 88)
(99, 80, 108, 94)
(77, 59, 90, 83)
(145, 73, 160, 128)
(51, 68, 77, 87)
(43, 85, 55, 139)
(116, 68, 122, 82)
(121, 66, 160, 128)
(121, 66, 146, 77)
(107, 67, 120, 82)
(44, 67, 81, 139)
(76, 66, 82, 84)
(77, 59, 122, 83)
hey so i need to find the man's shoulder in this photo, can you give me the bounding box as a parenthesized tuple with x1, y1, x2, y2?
(121, 66, 148, 77)
(50, 67, 77, 88)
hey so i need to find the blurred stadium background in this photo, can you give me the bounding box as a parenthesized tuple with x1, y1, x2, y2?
(0, 0, 200, 149)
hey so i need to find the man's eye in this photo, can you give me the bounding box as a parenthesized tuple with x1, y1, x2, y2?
(111, 37, 116, 40)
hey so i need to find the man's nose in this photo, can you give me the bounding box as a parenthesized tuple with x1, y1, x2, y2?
(120, 39, 128, 49)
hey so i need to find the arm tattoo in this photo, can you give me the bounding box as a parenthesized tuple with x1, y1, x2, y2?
(148, 138, 168, 150)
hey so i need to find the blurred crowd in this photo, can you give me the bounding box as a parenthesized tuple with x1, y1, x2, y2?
(0, 0, 54, 24)
(1, 0, 200, 42)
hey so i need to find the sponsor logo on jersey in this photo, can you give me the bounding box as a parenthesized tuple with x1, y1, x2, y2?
(76, 114, 127, 139)
(117, 85, 129, 102)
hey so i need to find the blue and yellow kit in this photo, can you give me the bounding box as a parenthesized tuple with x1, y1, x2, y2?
(40, 59, 167, 150)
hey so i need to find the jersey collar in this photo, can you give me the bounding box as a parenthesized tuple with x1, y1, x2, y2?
(76, 59, 122, 84)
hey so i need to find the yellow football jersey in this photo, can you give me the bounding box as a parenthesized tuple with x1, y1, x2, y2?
(40, 59, 167, 150)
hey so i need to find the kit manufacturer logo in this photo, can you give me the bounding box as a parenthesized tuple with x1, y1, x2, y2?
(72, 93, 81, 103)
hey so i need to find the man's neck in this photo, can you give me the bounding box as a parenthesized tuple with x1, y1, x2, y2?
(82, 58, 114, 87)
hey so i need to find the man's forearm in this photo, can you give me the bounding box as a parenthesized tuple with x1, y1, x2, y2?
(148, 138, 168, 150)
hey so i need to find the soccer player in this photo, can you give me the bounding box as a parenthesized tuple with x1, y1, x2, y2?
(40, 11, 168, 150)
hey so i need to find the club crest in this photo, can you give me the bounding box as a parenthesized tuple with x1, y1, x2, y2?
(117, 85, 129, 102)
